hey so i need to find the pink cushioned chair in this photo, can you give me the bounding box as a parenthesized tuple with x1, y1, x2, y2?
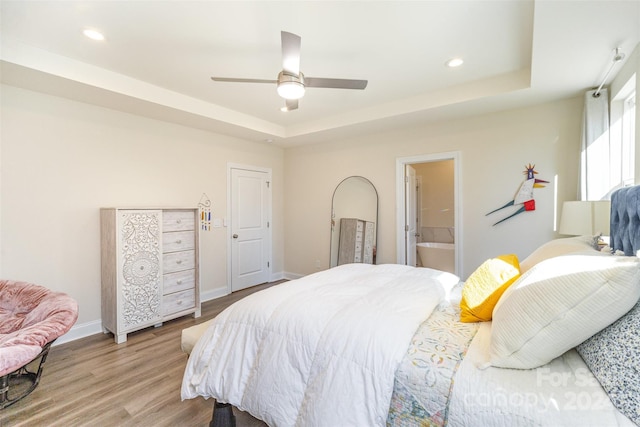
(0, 280, 78, 409)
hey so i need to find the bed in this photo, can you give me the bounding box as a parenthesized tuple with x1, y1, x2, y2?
(182, 185, 640, 427)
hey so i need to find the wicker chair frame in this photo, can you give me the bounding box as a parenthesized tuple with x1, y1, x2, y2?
(0, 340, 54, 409)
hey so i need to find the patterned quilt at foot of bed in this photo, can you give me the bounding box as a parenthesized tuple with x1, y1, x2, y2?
(387, 299, 479, 427)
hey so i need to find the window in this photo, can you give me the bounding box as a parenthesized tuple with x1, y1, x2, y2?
(621, 91, 636, 186)
(586, 74, 636, 200)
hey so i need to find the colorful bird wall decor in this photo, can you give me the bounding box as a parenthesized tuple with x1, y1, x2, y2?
(486, 164, 549, 226)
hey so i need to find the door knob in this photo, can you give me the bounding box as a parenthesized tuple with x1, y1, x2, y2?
(233, 234, 238, 239)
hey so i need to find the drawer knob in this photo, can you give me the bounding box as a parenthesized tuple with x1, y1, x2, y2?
(176, 260, 182, 265)
(177, 280, 182, 285)
(177, 219, 182, 224)
(177, 240, 182, 244)
(177, 300, 183, 305)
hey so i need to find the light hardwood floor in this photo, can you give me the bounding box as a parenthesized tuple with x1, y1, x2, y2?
(1, 282, 282, 427)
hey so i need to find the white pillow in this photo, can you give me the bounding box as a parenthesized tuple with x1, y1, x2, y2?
(489, 253, 640, 369)
(519, 236, 599, 273)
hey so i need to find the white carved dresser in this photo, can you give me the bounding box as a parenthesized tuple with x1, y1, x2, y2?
(100, 208, 201, 343)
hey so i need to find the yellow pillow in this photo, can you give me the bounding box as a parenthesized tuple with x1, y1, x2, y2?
(460, 254, 520, 323)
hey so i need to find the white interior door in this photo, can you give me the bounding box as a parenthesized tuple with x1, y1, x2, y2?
(230, 167, 271, 291)
(405, 165, 418, 266)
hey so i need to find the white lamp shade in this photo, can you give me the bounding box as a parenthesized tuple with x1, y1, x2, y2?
(559, 200, 611, 236)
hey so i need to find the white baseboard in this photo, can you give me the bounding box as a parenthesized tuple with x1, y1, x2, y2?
(201, 271, 290, 302)
(270, 271, 285, 282)
(200, 286, 230, 302)
(283, 271, 304, 280)
(54, 319, 104, 346)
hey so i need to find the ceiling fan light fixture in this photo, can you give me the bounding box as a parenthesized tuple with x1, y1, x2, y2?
(210, 32, 367, 110)
(277, 81, 305, 100)
(277, 71, 305, 100)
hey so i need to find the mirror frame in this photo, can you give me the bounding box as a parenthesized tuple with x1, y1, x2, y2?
(330, 176, 379, 267)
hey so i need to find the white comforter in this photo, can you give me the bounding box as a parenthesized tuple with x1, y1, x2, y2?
(181, 264, 460, 427)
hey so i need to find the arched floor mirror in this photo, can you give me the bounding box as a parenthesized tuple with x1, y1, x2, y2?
(330, 176, 378, 267)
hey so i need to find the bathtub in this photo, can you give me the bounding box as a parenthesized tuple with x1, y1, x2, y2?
(417, 242, 455, 274)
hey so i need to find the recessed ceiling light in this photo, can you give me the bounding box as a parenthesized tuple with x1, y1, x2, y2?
(446, 58, 464, 68)
(83, 29, 105, 41)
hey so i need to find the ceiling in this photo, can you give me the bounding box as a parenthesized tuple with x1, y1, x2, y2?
(1, 1, 639, 147)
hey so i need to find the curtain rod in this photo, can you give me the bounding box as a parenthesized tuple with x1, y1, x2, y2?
(593, 48, 625, 98)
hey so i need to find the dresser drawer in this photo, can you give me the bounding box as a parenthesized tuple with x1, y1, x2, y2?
(163, 269, 195, 294)
(163, 210, 195, 232)
(163, 231, 195, 253)
(163, 250, 195, 273)
(163, 289, 195, 316)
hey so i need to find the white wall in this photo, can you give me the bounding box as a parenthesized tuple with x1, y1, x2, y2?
(0, 85, 284, 333)
(284, 96, 583, 279)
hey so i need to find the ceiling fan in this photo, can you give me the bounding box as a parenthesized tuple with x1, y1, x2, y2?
(211, 31, 368, 111)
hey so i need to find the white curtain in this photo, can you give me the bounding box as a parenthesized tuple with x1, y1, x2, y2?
(580, 88, 610, 200)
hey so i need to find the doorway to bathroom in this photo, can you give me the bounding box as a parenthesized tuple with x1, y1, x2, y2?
(396, 152, 461, 275)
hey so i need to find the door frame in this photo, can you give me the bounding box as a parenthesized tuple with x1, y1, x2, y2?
(227, 162, 272, 293)
(405, 164, 418, 267)
(395, 152, 462, 275)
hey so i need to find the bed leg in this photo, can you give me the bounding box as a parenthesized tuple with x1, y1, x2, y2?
(210, 400, 236, 427)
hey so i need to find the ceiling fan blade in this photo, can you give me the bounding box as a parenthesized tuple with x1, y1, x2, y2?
(211, 77, 277, 84)
(284, 99, 299, 111)
(305, 77, 368, 90)
(281, 31, 301, 75)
